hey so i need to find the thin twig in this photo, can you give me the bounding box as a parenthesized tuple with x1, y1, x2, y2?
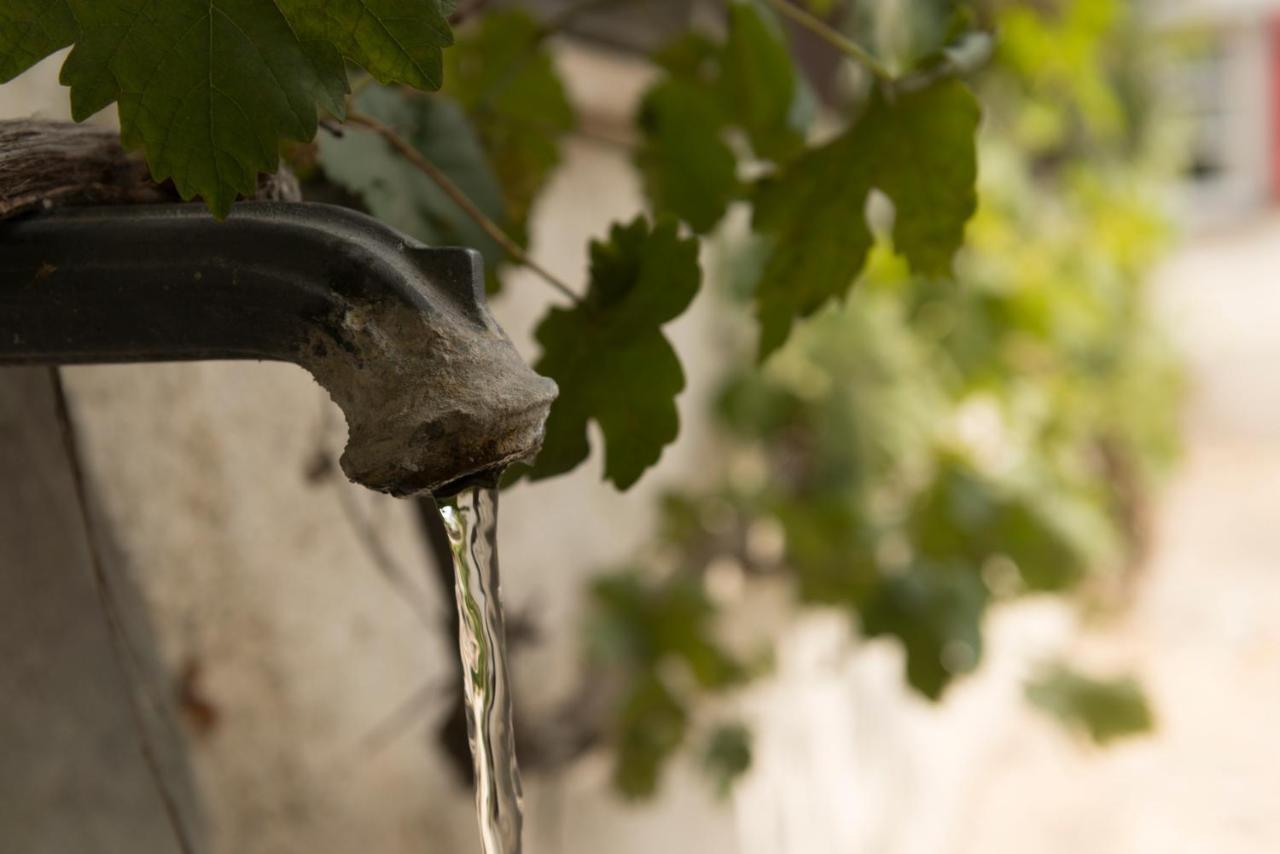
(760, 0, 893, 80)
(345, 110, 580, 303)
(49, 368, 198, 854)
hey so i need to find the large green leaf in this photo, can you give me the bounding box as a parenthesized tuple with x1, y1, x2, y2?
(525, 217, 701, 489)
(446, 9, 575, 247)
(8, 1, 453, 217)
(752, 79, 980, 356)
(318, 86, 505, 271)
(277, 0, 451, 90)
(0, 1, 75, 81)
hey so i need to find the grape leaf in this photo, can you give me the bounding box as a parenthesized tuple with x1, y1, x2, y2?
(635, 3, 808, 234)
(635, 79, 740, 234)
(720, 0, 807, 162)
(525, 217, 701, 489)
(20, 1, 454, 217)
(752, 79, 980, 356)
(0, 1, 75, 82)
(317, 86, 505, 272)
(446, 9, 575, 247)
(276, 0, 452, 91)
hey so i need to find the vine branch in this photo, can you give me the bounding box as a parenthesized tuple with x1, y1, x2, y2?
(344, 110, 580, 304)
(760, 0, 893, 80)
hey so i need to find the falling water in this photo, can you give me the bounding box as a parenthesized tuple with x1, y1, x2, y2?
(437, 481, 524, 854)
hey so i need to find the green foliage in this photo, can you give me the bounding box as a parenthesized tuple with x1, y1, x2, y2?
(702, 723, 754, 797)
(634, 1, 809, 235)
(590, 574, 744, 691)
(613, 675, 687, 799)
(589, 573, 744, 798)
(720, 0, 808, 162)
(753, 80, 980, 356)
(636, 78, 740, 234)
(1026, 663, 1155, 744)
(0, 1, 454, 216)
(523, 218, 702, 489)
(583, 0, 1177, 796)
(319, 86, 506, 271)
(0, 1, 74, 82)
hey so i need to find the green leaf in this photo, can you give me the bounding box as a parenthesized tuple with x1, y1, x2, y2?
(276, 0, 451, 90)
(721, 0, 807, 161)
(702, 723, 753, 797)
(527, 217, 702, 489)
(317, 86, 505, 271)
(635, 5, 809, 235)
(50, 0, 452, 217)
(1026, 664, 1155, 745)
(446, 9, 575, 246)
(752, 79, 980, 356)
(614, 675, 687, 799)
(861, 563, 987, 700)
(635, 79, 740, 234)
(0, 1, 75, 82)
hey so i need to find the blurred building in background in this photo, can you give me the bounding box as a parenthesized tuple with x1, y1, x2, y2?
(1161, 0, 1280, 221)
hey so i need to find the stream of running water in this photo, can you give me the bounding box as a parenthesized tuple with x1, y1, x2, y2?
(437, 482, 524, 854)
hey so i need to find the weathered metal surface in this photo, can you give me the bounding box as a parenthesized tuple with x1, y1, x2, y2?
(0, 203, 557, 497)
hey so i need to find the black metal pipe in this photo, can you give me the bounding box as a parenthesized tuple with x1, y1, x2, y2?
(0, 203, 557, 497)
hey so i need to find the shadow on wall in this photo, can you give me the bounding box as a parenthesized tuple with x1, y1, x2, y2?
(0, 367, 207, 854)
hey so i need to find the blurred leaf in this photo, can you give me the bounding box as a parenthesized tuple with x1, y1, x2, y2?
(862, 564, 987, 699)
(752, 79, 980, 356)
(776, 497, 878, 606)
(0, 2, 75, 82)
(636, 3, 810, 234)
(446, 9, 576, 246)
(721, 0, 808, 161)
(636, 79, 741, 234)
(279, 0, 453, 90)
(614, 676, 688, 799)
(1026, 663, 1154, 745)
(527, 218, 701, 489)
(318, 86, 505, 270)
(702, 723, 753, 797)
(590, 574, 744, 690)
(909, 457, 1087, 592)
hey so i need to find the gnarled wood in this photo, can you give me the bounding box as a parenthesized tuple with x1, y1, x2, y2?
(0, 120, 299, 219)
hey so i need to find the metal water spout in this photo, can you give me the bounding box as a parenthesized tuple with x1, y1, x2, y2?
(0, 202, 557, 497)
